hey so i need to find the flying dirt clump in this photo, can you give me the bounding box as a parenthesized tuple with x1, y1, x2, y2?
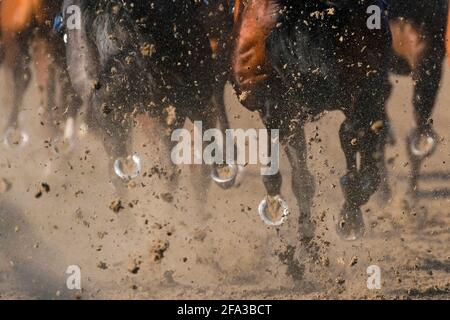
(35, 182, 50, 198)
(160, 193, 174, 203)
(149, 240, 169, 263)
(110, 199, 125, 213)
(128, 258, 142, 274)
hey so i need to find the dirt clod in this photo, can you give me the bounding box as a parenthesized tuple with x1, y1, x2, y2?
(128, 259, 141, 274)
(110, 200, 125, 213)
(149, 240, 169, 263)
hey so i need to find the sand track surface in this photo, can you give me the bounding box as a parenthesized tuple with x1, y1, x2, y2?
(0, 64, 449, 300)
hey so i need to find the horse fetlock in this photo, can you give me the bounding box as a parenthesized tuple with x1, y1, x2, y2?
(263, 172, 282, 196)
(340, 171, 376, 208)
(336, 203, 365, 241)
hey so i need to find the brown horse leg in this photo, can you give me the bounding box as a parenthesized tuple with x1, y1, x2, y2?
(32, 38, 50, 107)
(3, 33, 31, 133)
(231, 0, 279, 111)
(0, 39, 4, 64)
(31, 37, 58, 137)
(232, 0, 291, 224)
(390, 19, 427, 70)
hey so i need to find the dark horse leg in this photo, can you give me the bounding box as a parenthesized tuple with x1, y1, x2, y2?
(232, 0, 393, 244)
(337, 79, 392, 241)
(389, 0, 448, 205)
(231, 0, 313, 232)
(406, 25, 447, 203)
(198, 0, 238, 188)
(257, 96, 315, 241)
(284, 123, 316, 244)
(91, 84, 136, 196)
(65, 0, 222, 197)
(64, 0, 156, 195)
(405, 45, 444, 203)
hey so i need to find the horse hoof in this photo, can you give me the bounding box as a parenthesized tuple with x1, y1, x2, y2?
(79, 122, 89, 138)
(407, 128, 438, 160)
(211, 163, 238, 189)
(336, 204, 365, 241)
(258, 195, 289, 226)
(3, 127, 29, 149)
(114, 154, 142, 181)
(51, 136, 76, 155)
(51, 118, 77, 155)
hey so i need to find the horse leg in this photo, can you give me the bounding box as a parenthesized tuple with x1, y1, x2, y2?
(0, 39, 4, 64)
(231, 0, 279, 112)
(376, 144, 393, 205)
(59, 66, 82, 143)
(64, 2, 133, 189)
(337, 81, 392, 241)
(54, 38, 82, 150)
(31, 37, 51, 120)
(285, 124, 316, 243)
(232, 5, 289, 222)
(338, 118, 362, 240)
(213, 76, 230, 133)
(189, 108, 219, 207)
(254, 106, 290, 226)
(92, 89, 134, 196)
(3, 34, 31, 136)
(64, 0, 111, 144)
(406, 30, 446, 203)
(148, 114, 185, 199)
(210, 79, 241, 189)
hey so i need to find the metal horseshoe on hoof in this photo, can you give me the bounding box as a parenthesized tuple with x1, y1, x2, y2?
(114, 154, 142, 181)
(407, 128, 438, 160)
(3, 127, 30, 149)
(211, 163, 238, 189)
(258, 195, 289, 227)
